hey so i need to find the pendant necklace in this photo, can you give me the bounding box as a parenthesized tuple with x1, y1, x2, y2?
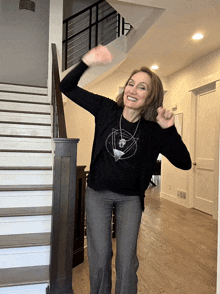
(119, 113, 141, 148)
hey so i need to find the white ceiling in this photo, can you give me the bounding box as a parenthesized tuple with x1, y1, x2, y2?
(108, 0, 220, 77)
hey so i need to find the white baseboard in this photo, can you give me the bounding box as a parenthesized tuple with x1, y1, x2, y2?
(160, 192, 190, 208)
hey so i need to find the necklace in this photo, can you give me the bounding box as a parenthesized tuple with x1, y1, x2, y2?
(119, 113, 141, 148)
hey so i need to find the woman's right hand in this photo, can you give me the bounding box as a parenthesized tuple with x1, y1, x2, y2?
(82, 45, 113, 66)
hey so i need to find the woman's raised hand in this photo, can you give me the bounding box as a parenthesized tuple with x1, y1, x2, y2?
(82, 45, 113, 66)
(156, 107, 175, 129)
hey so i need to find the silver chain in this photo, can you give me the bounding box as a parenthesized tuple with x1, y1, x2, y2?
(119, 113, 140, 148)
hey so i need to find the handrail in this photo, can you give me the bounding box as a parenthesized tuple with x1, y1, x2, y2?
(62, 0, 132, 70)
(51, 43, 67, 138)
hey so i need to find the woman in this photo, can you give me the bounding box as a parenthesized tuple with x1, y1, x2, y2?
(59, 45, 191, 294)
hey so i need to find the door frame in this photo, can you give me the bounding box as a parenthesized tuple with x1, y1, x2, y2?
(189, 79, 220, 220)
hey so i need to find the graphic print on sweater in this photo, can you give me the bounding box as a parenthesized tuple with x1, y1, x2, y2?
(105, 128, 139, 162)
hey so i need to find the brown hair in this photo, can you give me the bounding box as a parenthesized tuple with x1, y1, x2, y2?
(116, 67, 164, 122)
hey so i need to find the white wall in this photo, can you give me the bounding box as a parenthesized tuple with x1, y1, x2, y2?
(218, 134, 220, 294)
(47, 0, 64, 102)
(160, 48, 220, 211)
(0, 0, 49, 87)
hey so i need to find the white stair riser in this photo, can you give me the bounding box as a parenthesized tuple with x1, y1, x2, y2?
(0, 215, 51, 235)
(0, 246, 50, 269)
(0, 92, 49, 104)
(0, 84, 47, 95)
(0, 137, 52, 151)
(0, 190, 52, 208)
(0, 283, 49, 294)
(0, 171, 53, 185)
(0, 101, 51, 113)
(0, 153, 53, 167)
(0, 124, 52, 137)
(0, 112, 52, 124)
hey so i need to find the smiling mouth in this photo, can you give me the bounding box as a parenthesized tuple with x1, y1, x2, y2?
(128, 96, 138, 102)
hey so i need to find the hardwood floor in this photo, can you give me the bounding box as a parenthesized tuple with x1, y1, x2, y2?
(72, 179, 217, 294)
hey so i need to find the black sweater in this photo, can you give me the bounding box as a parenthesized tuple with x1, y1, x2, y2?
(59, 61, 192, 210)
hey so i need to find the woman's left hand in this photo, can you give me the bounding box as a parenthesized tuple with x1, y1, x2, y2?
(156, 107, 175, 129)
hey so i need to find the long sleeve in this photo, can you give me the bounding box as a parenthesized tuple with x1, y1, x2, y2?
(59, 60, 109, 116)
(59, 60, 89, 92)
(159, 125, 192, 170)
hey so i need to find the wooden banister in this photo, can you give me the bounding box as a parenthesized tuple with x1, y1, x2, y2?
(46, 43, 79, 294)
(51, 43, 67, 138)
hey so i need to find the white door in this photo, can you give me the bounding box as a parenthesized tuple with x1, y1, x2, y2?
(193, 85, 219, 215)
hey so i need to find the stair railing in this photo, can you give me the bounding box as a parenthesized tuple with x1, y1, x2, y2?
(51, 43, 67, 138)
(46, 43, 79, 294)
(63, 0, 132, 70)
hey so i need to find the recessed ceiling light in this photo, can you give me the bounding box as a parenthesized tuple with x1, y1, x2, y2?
(192, 33, 204, 40)
(151, 65, 159, 70)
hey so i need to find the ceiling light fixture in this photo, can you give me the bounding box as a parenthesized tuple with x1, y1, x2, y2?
(192, 33, 204, 40)
(151, 65, 159, 70)
(19, 0, 35, 12)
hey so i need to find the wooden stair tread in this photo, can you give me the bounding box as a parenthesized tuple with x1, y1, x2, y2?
(0, 135, 52, 139)
(0, 150, 52, 153)
(0, 233, 51, 249)
(0, 167, 52, 170)
(0, 206, 52, 217)
(0, 90, 47, 96)
(0, 121, 51, 126)
(0, 185, 53, 191)
(0, 109, 51, 115)
(0, 90, 47, 95)
(0, 98, 50, 105)
(0, 265, 49, 287)
(0, 82, 47, 89)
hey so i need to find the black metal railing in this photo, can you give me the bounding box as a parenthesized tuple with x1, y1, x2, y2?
(63, 0, 132, 70)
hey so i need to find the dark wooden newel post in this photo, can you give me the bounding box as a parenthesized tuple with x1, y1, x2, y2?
(46, 138, 79, 294)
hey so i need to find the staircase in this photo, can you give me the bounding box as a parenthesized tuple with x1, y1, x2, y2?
(0, 83, 53, 293)
(63, 0, 132, 71)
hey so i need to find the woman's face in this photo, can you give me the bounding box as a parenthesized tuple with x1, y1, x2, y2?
(123, 71, 151, 111)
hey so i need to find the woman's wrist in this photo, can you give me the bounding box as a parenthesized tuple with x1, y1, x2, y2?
(82, 54, 94, 66)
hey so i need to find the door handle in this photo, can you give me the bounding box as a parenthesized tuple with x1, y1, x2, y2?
(193, 162, 197, 166)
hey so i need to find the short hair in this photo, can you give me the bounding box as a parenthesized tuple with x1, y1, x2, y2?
(116, 67, 164, 122)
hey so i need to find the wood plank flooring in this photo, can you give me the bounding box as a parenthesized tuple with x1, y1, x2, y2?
(72, 179, 217, 294)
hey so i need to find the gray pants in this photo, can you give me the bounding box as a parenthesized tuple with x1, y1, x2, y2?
(85, 187, 142, 294)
